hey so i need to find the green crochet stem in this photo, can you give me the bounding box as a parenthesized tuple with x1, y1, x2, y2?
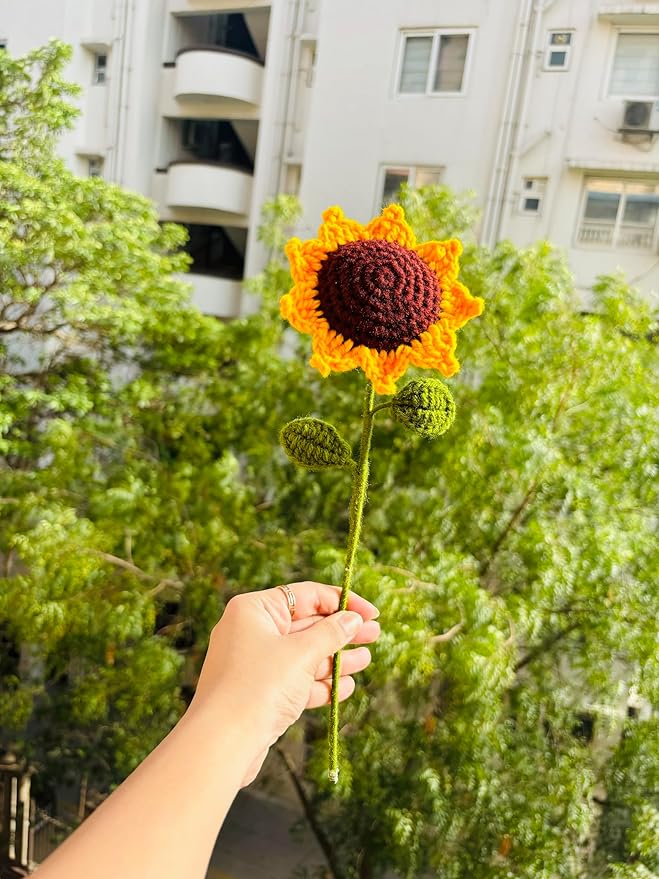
(328, 380, 376, 784)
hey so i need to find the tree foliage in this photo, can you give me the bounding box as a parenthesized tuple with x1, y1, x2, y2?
(1, 42, 657, 877)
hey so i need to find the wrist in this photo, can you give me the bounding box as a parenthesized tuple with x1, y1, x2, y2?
(183, 691, 269, 765)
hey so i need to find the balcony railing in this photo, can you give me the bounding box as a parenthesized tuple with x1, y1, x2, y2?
(184, 274, 243, 318)
(162, 161, 253, 217)
(172, 47, 263, 107)
(578, 220, 655, 249)
(168, 0, 270, 14)
(28, 812, 69, 869)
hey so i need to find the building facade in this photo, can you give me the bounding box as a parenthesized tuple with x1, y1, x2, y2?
(1, 0, 658, 314)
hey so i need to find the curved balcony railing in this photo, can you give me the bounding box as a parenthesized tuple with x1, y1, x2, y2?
(164, 161, 253, 216)
(168, 0, 270, 12)
(173, 46, 263, 107)
(184, 273, 243, 318)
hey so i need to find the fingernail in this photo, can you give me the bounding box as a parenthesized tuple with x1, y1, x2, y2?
(338, 611, 363, 635)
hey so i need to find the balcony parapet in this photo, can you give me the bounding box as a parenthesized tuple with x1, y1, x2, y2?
(161, 161, 253, 218)
(171, 46, 263, 108)
(599, 3, 659, 23)
(168, 0, 270, 13)
(182, 273, 243, 319)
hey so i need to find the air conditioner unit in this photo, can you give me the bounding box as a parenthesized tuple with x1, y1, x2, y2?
(622, 100, 659, 132)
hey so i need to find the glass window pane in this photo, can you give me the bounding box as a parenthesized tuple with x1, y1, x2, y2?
(584, 191, 620, 221)
(550, 32, 571, 46)
(623, 193, 659, 226)
(382, 168, 409, 205)
(433, 34, 469, 92)
(523, 198, 540, 212)
(399, 37, 432, 93)
(610, 33, 659, 97)
(414, 167, 442, 187)
(549, 51, 567, 67)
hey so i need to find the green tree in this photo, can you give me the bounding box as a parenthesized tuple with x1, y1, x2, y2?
(273, 189, 658, 879)
(1, 42, 657, 879)
(0, 40, 254, 798)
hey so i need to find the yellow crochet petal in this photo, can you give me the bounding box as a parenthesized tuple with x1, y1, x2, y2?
(309, 319, 360, 375)
(285, 237, 328, 285)
(280, 284, 324, 334)
(441, 280, 485, 330)
(413, 239, 463, 285)
(409, 320, 460, 378)
(317, 206, 368, 252)
(365, 205, 417, 249)
(356, 346, 412, 395)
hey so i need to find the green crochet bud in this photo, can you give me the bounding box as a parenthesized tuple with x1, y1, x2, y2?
(280, 418, 355, 470)
(391, 378, 456, 438)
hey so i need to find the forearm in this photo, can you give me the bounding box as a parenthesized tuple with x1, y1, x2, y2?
(35, 702, 258, 879)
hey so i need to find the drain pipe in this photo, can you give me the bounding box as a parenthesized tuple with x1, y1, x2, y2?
(498, 0, 555, 241)
(107, 0, 128, 181)
(481, 0, 533, 247)
(277, 0, 306, 193)
(114, 0, 135, 186)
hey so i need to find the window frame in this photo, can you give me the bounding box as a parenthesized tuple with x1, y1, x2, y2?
(88, 157, 103, 178)
(396, 28, 476, 97)
(93, 53, 107, 85)
(378, 164, 444, 210)
(607, 29, 659, 100)
(576, 176, 659, 252)
(543, 30, 574, 71)
(519, 177, 548, 215)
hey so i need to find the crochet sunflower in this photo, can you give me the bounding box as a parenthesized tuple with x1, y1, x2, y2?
(281, 204, 483, 394)
(279, 203, 483, 783)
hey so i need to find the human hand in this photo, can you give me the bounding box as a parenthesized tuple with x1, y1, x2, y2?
(188, 582, 380, 786)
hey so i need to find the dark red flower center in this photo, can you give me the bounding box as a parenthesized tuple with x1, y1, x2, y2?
(315, 239, 441, 351)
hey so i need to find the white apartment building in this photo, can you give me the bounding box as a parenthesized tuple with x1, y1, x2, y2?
(1, 0, 658, 316)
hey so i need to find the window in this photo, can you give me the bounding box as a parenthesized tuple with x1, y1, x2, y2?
(398, 30, 472, 95)
(520, 177, 547, 214)
(0, 39, 7, 51)
(93, 53, 107, 84)
(381, 165, 443, 206)
(609, 33, 659, 97)
(578, 178, 659, 250)
(545, 31, 573, 70)
(88, 157, 103, 178)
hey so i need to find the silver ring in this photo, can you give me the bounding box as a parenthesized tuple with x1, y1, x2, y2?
(277, 584, 296, 619)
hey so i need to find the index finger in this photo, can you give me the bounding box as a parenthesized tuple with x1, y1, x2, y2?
(264, 581, 380, 623)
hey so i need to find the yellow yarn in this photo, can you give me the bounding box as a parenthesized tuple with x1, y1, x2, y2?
(280, 204, 484, 395)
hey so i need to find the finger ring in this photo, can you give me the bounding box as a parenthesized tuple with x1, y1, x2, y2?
(277, 584, 296, 619)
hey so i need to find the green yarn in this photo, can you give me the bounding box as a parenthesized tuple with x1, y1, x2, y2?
(280, 417, 354, 470)
(328, 381, 376, 784)
(391, 378, 456, 438)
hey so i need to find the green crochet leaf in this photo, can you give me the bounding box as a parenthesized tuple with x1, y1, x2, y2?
(280, 418, 355, 470)
(391, 378, 456, 438)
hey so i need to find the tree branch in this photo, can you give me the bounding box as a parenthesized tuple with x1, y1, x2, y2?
(430, 621, 463, 644)
(480, 477, 541, 578)
(275, 747, 347, 879)
(92, 551, 182, 593)
(514, 620, 582, 672)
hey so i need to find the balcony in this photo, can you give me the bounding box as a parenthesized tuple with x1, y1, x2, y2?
(185, 274, 243, 318)
(168, 0, 270, 13)
(169, 47, 263, 111)
(160, 161, 253, 220)
(578, 220, 655, 250)
(599, 3, 659, 23)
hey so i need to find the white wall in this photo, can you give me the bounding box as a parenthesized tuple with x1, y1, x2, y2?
(296, 0, 519, 235)
(2, 0, 658, 301)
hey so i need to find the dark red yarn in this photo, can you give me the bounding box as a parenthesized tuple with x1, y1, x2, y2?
(315, 239, 441, 351)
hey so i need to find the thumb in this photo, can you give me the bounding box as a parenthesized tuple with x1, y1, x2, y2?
(299, 611, 363, 666)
